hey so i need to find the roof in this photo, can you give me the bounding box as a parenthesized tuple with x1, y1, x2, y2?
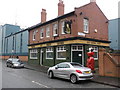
(5, 29, 28, 38)
(27, 11, 75, 31)
(27, 2, 108, 31)
(109, 18, 120, 21)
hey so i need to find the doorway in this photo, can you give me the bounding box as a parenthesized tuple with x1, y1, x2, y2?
(40, 49, 44, 66)
(71, 45, 84, 65)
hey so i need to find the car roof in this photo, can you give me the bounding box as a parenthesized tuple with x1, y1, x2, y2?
(8, 58, 19, 60)
(58, 62, 80, 65)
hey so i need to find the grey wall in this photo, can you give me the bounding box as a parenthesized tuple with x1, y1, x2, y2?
(0, 24, 20, 54)
(109, 18, 119, 50)
(4, 30, 28, 56)
(0, 26, 2, 54)
(118, 19, 120, 50)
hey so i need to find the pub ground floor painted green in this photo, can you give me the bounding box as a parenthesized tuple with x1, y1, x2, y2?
(28, 44, 101, 68)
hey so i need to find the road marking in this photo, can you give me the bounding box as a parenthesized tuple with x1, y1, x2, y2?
(32, 81, 50, 88)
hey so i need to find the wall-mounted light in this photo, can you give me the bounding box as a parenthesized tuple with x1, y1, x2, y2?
(94, 29, 97, 33)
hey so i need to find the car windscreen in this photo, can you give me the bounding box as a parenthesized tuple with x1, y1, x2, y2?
(71, 63, 83, 68)
(12, 59, 19, 62)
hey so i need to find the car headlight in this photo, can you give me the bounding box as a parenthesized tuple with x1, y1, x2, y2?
(14, 64, 19, 66)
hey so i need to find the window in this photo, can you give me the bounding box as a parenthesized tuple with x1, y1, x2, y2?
(90, 46, 98, 60)
(30, 49, 38, 59)
(53, 23, 58, 36)
(56, 46, 66, 60)
(61, 21, 65, 34)
(40, 28, 44, 39)
(57, 64, 70, 68)
(46, 47, 53, 59)
(46, 26, 50, 37)
(72, 45, 83, 51)
(33, 31, 36, 40)
(84, 18, 89, 33)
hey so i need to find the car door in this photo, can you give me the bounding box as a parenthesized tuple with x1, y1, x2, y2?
(55, 64, 71, 79)
(8, 59, 12, 66)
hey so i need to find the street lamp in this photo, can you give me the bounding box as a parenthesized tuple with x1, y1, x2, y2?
(12, 50, 14, 58)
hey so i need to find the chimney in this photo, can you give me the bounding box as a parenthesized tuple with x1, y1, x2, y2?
(90, 0, 96, 3)
(58, 0, 64, 16)
(41, 9, 47, 23)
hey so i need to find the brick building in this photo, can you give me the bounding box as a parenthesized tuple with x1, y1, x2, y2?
(28, 0, 110, 67)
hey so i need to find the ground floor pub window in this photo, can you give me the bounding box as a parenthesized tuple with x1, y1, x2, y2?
(46, 47, 53, 59)
(56, 46, 66, 60)
(90, 46, 98, 60)
(30, 49, 38, 59)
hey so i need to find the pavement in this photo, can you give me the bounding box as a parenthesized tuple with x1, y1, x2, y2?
(23, 62, 120, 88)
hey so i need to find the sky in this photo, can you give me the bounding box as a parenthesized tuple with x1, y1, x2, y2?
(0, 0, 119, 29)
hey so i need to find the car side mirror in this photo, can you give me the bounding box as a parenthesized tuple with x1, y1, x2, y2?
(55, 66, 58, 69)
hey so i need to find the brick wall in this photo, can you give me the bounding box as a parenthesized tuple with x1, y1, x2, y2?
(29, 2, 108, 45)
(0, 56, 28, 62)
(99, 48, 120, 77)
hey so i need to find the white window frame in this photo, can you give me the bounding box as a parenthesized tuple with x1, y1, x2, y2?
(90, 46, 98, 60)
(71, 45, 84, 65)
(83, 18, 89, 33)
(46, 47, 53, 59)
(30, 49, 38, 59)
(40, 28, 44, 39)
(72, 45, 83, 51)
(56, 46, 66, 60)
(46, 26, 50, 37)
(61, 21, 65, 34)
(33, 31, 36, 41)
(53, 23, 58, 36)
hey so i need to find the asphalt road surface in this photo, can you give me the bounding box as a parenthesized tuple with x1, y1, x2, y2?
(1, 60, 118, 89)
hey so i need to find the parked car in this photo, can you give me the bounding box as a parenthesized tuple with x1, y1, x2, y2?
(47, 62, 93, 84)
(6, 58, 24, 68)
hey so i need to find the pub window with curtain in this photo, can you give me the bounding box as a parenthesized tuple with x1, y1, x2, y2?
(83, 18, 89, 33)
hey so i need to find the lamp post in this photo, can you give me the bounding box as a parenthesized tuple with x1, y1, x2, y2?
(12, 50, 14, 58)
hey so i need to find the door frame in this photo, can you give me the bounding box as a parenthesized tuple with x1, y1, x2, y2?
(71, 45, 84, 65)
(40, 49, 43, 66)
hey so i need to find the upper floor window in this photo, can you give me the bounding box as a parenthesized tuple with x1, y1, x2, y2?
(33, 30, 36, 41)
(53, 23, 58, 36)
(61, 21, 65, 34)
(46, 26, 50, 37)
(40, 28, 44, 39)
(84, 18, 89, 33)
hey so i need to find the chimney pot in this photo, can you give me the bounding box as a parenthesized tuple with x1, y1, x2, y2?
(58, 0, 64, 16)
(90, 0, 96, 3)
(41, 8, 47, 23)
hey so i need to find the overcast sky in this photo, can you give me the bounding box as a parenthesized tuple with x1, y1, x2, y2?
(0, 0, 119, 28)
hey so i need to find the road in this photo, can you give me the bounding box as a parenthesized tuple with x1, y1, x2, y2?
(1, 60, 118, 89)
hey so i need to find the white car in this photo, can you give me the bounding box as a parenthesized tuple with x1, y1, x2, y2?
(47, 62, 93, 84)
(6, 58, 24, 68)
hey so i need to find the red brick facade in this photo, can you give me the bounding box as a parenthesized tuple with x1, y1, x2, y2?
(29, 2, 108, 45)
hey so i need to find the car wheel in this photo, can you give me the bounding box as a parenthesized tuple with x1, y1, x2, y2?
(70, 74, 78, 84)
(49, 71, 54, 79)
(6, 63, 8, 67)
(11, 64, 14, 68)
